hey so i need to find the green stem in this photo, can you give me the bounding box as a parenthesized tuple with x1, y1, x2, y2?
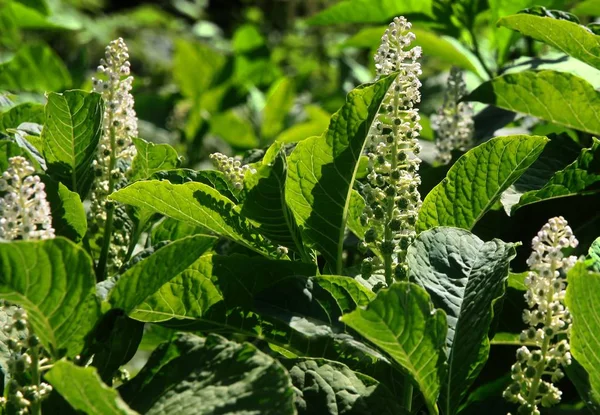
(403, 379, 414, 413)
(469, 28, 494, 79)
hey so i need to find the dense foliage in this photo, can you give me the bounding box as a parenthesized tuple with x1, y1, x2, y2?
(1, 0, 600, 414)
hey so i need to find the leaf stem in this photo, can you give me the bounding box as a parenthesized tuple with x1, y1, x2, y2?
(403, 378, 413, 414)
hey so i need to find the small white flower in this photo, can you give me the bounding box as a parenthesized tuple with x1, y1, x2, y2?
(0, 157, 54, 241)
(210, 152, 251, 190)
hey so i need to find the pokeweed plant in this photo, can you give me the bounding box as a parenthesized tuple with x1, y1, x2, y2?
(0, 2, 599, 415)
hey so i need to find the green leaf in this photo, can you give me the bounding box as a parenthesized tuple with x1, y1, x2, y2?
(151, 217, 205, 243)
(510, 138, 600, 211)
(110, 180, 276, 256)
(129, 138, 180, 182)
(0, 43, 71, 92)
(46, 360, 138, 415)
(498, 14, 600, 70)
(209, 110, 259, 149)
(152, 168, 238, 202)
(466, 70, 600, 136)
(42, 90, 104, 196)
(573, 0, 600, 16)
(341, 283, 447, 415)
(565, 359, 600, 414)
(119, 333, 296, 415)
(307, 0, 433, 25)
(0, 102, 44, 133)
(173, 38, 226, 99)
(261, 77, 295, 141)
(41, 176, 88, 242)
(407, 227, 517, 415)
(565, 262, 600, 412)
(417, 135, 548, 232)
(108, 235, 216, 314)
(241, 143, 304, 255)
(285, 358, 404, 415)
(286, 75, 395, 273)
(0, 140, 25, 171)
(587, 237, 600, 272)
(0, 238, 100, 358)
(232, 24, 266, 54)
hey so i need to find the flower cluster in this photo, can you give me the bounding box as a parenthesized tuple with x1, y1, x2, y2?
(0, 157, 54, 241)
(360, 16, 423, 284)
(503, 217, 578, 414)
(210, 152, 252, 190)
(431, 67, 474, 165)
(89, 38, 138, 272)
(0, 305, 52, 414)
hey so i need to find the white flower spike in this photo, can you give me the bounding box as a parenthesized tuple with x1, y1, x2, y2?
(210, 152, 252, 190)
(503, 216, 578, 415)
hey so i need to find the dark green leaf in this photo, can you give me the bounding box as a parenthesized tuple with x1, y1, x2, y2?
(119, 333, 296, 415)
(42, 90, 104, 196)
(0, 102, 44, 133)
(152, 168, 238, 202)
(565, 359, 600, 413)
(417, 135, 548, 231)
(587, 237, 600, 272)
(0, 140, 25, 170)
(129, 138, 180, 182)
(286, 75, 395, 273)
(46, 360, 138, 415)
(108, 235, 216, 314)
(407, 227, 517, 415)
(41, 176, 87, 242)
(466, 70, 600, 136)
(0, 238, 100, 358)
(341, 283, 447, 415)
(498, 14, 600, 70)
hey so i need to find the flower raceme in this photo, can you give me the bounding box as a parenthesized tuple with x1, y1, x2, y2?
(89, 38, 138, 273)
(432, 67, 474, 165)
(209, 152, 252, 190)
(504, 217, 578, 415)
(360, 17, 423, 285)
(0, 157, 54, 241)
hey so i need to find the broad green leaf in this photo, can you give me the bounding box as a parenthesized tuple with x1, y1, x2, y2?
(110, 180, 276, 256)
(152, 168, 238, 202)
(129, 138, 180, 181)
(307, 0, 433, 25)
(261, 77, 295, 141)
(347, 190, 367, 239)
(417, 135, 548, 232)
(0, 238, 100, 358)
(42, 90, 104, 196)
(565, 262, 600, 411)
(285, 358, 404, 415)
(0, 102, 44, 133)
(341, 283, 447, 414)
(173, 38, 226, 99)
(499, 14, 600, 70)
(343, 26, 482, 76)
(573, 0, 600, 16)
(510, 138, 600, 210)
(565, 359, 600, 414)
(0, 140, 25, 170)
(0, 43, 71, 92)
(46, 360, 138, 415)
(41, 177, 87, 242)
(151, 217, 205, 243)
(241, 143, 304, 255)
(119, 334, 296, 415)
(232, 24, 266, 53)
(466, 70, 600, 136)
(210, 110, 259, 149)
(108, 235, 215, 314)
(407, 227, 517, 415)
(587, 237, 600, 272)
(286, 75, 395, 273)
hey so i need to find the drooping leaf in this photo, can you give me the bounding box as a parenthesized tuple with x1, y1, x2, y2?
(108, 235, 216, 314)
(509, 138, 600, 211)
(285, 358, 404, 415)
(407, 227, 517, 414)
(498, 14, 600, 70)
(46, 360, 138, 415)
(41, 176, 87, 242)
(0, 238, 100, 358)
(466, 71, 600, 136)
(129, 138, 180, 182)
(565, 262, 600, 411)
(307, 0, 434, 25)
(42, 90, 104, 196)
(341, 283, 447, 415)
(286, 75, 395, 273)
(0, 43, 71, 92)
(110, 180, 276, 256)
(119, 333, 296, 415)
(417, 135, 548, 232)
(261, 77, 295, 142)
(0, 102, 44, 133)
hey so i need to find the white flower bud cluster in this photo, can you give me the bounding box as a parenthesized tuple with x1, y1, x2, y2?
(0, 304, 52, 414)
(0, 157, 54, 241)
(431, 67, 474, 165)
(89, 38, 138, 272)
(209, 152, 251, 190)
(360, 17, 423, 282)
(503, 217, 578, 414)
